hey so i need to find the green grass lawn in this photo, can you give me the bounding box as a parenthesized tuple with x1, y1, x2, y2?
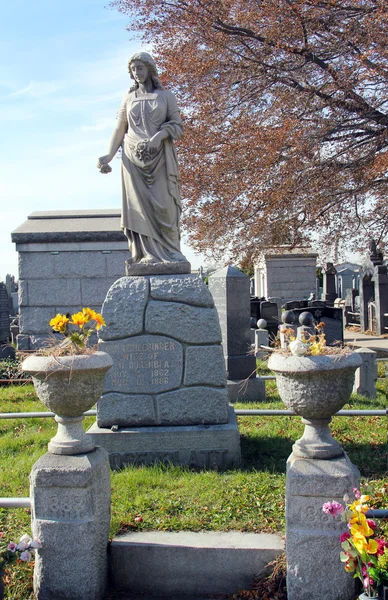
(0, 372, 387, 599)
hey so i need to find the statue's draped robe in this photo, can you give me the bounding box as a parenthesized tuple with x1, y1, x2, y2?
(117, 89, 186, 262)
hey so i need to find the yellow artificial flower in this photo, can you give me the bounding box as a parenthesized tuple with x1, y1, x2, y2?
(81, 307, 95, 322)
(352, 531, 379, 555)
(351, 516, 374, 538)
(70, 312, 89, 327)
(349, 497, 369, 514)
(49, 314, 69, 333)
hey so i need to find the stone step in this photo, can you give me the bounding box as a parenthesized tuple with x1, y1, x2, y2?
(108, 531, 284, 598)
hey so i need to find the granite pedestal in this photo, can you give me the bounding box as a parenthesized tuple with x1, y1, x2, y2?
(286, 453, 359, 600)
(30, 447, 110, 600)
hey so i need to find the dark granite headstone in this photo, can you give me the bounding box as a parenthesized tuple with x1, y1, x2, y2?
(259, 301, 279, 338)
(0, 283, 10, 344)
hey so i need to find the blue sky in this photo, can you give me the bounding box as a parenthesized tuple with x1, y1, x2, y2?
(0, 0, 205, 281)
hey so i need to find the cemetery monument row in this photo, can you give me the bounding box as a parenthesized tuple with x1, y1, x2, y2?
(88, 52, 241, 469)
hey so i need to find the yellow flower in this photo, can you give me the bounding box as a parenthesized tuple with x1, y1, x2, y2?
(70, 312, 89, 327)
(349, 497, 369, 514)
(351, 514, 374, 538)
(49, 314, 69, 333)
(81, 307, 95, 322)
(352, 531, 378, 554)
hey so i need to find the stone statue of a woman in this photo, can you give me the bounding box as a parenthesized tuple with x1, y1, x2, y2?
(97, 52, 190, 274)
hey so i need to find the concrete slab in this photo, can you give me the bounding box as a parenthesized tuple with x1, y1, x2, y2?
(344, 329, 388, 354)
(109, 531, 284, 597)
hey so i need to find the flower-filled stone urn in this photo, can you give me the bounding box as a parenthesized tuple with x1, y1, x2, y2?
(268, 352, 362, 459)
(22, 352, 113, 455)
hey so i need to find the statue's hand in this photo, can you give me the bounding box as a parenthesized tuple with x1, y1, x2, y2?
(147, 133, 164, 155)
(97, 155, 113, 174)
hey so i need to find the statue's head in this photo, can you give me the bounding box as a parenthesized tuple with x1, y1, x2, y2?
(128, 52, 164, 90)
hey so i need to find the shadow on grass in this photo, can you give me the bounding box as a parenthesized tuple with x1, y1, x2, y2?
(239, 435, 388, 477)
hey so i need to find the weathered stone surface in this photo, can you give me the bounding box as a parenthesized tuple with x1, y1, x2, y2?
(109, 531, 284, 597)
(156, 386, 229, 425)
(81, 277, 121, 305)
(268, 353, 362, 418)
(126, 261, 191, 276)
(184, 345, 226, 386)
(87, 405, 241, 469)
(150, 275, 214, 307)
(286, 453, 359, 600)
(99, 277, 149, 340)
(146, 301, 221, 344)
(100, 335, 183, 394)
(97, 392, 156, 427)
(30, 448, 111, 600)
(28, 278, 82, 306)
(353, 348, 377, 398)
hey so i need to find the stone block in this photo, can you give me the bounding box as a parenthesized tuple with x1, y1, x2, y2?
(53, 251, 107, 277)
(27, 278, 82, 306)
(99, 335, 183, 394)
(286, 453, 359, 600)
(87, 405, 241, 470)
(81, 277, 120, 305)
(150, 274, 214, 307)
(227, 376, 266, 403)
(99, 277, 149, 340)
(109, 531, 284, 597)
(353, 348, 377, 398)
(156, 386, 229, 425)
(30, 448, 110, 600)
(146, 301, 222, 344)
(18, 252, 56, 280)
(97, 392, 156, 427)
(19, 307, 56, 335)
(105, 251, 129, 277)
(184, 345, 226, 386)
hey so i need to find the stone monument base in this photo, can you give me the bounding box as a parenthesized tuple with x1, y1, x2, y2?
(87, 406, 241, 470)
(125, 260, 191, 276)
(227, 376, 266, 403)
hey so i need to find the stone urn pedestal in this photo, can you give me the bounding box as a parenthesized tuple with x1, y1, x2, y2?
(22, 351, 113, 600)
(268, 352, 362, 459)
(268, 351, 362, 600)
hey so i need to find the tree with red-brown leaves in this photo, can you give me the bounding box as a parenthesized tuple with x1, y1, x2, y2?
(111, 0, 388, 263)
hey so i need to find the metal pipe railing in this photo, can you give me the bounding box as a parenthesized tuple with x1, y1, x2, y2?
(0, 409, 386, 419)
(0, 498, 31, 508)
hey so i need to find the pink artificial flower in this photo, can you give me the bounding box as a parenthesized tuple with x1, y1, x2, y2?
(30, 539, 41, 549)
(16, 541, 29, 551)
(366, 519, 377, 530)
(376, 539, 388, 555)
(363, 575, 375, 590)
(340, 531, 351, 543)
(7, 542, 16, 552)
(134, 516, 143, 523)
(19, 550, 31, 562)
(353, 488, 361, 499)
(322, 501, 345, 516)
(0, 532, 3, 539)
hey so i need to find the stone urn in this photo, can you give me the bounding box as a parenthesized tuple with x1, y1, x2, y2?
(22, 352, 113, 455)
(268, 352, 362, 459)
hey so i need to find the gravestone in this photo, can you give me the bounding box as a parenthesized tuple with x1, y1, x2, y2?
(322, 263, 337, 304)
(0, 283, 15, 359)
(87, 274, 241, 469)
(208, 266, 265, 403)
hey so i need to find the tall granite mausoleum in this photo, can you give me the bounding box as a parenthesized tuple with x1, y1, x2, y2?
(12, 210, 130, 349)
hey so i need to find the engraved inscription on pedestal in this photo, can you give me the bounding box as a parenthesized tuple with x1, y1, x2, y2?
(100, 335, 183, 394)
(34, 488, 93, 522)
